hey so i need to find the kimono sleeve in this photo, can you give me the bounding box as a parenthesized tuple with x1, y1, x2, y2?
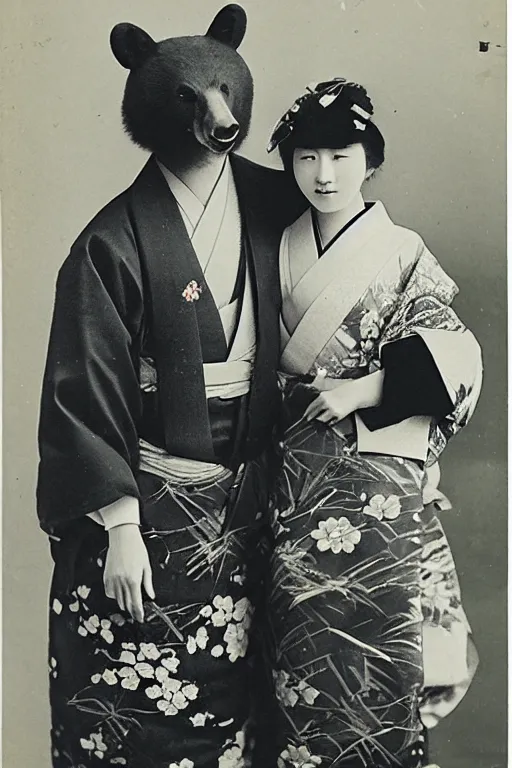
(360, 238, 483, 456)
(36, 231, 144, 534)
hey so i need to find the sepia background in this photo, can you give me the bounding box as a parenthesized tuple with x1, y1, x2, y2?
(1, 0, 506, 766)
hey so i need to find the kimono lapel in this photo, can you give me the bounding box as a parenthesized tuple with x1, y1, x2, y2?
(280, 202, 412, 374)
(128, 156, 225, 462)
(230, 155, 282, 450)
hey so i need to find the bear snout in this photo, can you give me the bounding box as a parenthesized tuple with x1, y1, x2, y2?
(212, 124, 240, 143)
(194, 88, 240, 154)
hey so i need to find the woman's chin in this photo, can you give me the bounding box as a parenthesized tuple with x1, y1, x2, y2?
(311, 194, 347, 214)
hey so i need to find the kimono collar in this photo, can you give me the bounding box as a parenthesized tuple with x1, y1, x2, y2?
(156, 159, 230, 236)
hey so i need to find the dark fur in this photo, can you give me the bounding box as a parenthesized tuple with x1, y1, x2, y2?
(110, 6, 253, 160)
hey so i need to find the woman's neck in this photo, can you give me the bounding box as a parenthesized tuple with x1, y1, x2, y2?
(315, 193, 366, 249)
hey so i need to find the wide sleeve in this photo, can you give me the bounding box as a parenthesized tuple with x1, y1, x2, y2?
(36, 231, 145, 534)
(358, 239, 483, 462)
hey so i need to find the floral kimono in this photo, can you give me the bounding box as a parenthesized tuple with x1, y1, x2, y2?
(37, 154, 302, 768)
(268, 202, 482, 768)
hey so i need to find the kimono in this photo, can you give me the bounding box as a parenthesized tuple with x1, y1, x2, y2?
(268, 202, 482, 768)
(36, 154, 303, 768)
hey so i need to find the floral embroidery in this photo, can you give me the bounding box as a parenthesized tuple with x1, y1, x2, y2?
(359, 309, 383, 354)
(274, 670, 320, 708)
(278, 744, 322, 768)
(80, 730, 107, 760)
(223, 623, 249, 663)
(182, 280, 202, 302)
(218, 730, 246, 768)
(186, 626, 209, 654)
(310, 517, 361, 554)
(169, 760, 194, 768)
(363, 494, 401, 521)
(89, 640, 194, 714)
(189, 712, 215, 727)
(186, 595, 253, 663)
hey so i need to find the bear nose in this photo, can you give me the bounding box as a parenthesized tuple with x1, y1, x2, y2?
(212, 124, 240, 143)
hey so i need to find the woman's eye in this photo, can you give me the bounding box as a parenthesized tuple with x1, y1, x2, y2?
(220, 83, 230, 97)
(300, 155, 315, 161)
(176, 85, 197, 103)
(333, 154, 347, 160)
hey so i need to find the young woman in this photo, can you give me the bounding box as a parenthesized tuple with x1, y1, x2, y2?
(265, 79, 482, 768)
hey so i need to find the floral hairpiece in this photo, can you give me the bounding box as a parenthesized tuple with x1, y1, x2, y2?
(267, 77, 373, 153)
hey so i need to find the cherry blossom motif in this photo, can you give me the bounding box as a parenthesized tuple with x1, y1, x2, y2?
(296, 679, 320, 706)
(362, 494, 401, 522)
(119, 650, 137, 665)
(102, 669, 117, 686)
(161, 654, 180, 674)
(223, 623, 249, 662)
(83, 614, 101, 635)
(310, 517, 361, 554)
(139, 642, 161, 660)
(118, 666, 140, 691)
(278, 744, 322, 768)
(211, 645, 224, 658)
(77, 585, 91, 600)
(182, 280, 202, 303)
(158, 699, 179, 716)
(135, 662, 155, 679)
(211, 595, 236, 627)
(186, 626, 209, 654)
(169, 760, 194, 768)
(100, 619, 114, 644)
(218, 730, 246, 768)
(274, 670, 320, 708)
(274, 671, 299, 707)
(189, 712, 214, 727)
(146, 685, 163, 700)
(80, 730, 107, 760)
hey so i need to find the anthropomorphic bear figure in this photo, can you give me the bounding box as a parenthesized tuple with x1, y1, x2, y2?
(36, 6, 303, 767)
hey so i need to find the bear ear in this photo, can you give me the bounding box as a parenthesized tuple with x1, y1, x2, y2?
(205, 4, 247, 50)
(110, 23, 157, 70)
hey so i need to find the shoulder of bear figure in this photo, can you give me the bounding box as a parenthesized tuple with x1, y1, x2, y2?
(69, 186, 136, 260)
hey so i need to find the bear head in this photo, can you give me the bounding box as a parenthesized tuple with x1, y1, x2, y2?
(110, 4, 253, 161)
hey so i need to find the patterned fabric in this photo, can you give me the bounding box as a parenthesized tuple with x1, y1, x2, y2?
(269, 415, 427, 767)
(48, 458, 271, 768)
(267, 205, 481, 767)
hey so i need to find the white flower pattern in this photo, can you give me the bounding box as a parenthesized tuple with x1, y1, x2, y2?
(310, 517, 361, 554)
(363, 494, 401, 521)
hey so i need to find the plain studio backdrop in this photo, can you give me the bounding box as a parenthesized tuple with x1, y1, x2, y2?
(1, 0, 506, 766)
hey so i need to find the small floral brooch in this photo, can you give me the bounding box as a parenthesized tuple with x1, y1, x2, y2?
(182, 280, 202, 303)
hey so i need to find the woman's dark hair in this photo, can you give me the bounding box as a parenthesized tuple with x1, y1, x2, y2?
(277, 82, 385, 174)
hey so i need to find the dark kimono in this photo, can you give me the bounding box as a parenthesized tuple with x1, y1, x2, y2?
(37, 154, 302, 768)
(267, 203, 482, 768)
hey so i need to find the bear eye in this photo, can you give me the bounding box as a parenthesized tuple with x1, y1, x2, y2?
(176, 85, 197, 103)
(220, 83, 230, 98)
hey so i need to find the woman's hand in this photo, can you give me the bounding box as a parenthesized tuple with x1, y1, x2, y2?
(104, 524, 155, 622)
(305, 379, 362, 423)
(305, 370, 384, 425)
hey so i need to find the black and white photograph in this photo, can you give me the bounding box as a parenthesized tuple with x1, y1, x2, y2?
(1, 1, 507, 767)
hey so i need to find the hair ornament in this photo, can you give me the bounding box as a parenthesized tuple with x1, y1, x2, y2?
(267, 77, 373, 153)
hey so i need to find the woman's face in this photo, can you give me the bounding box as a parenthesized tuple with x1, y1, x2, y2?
(292, 144, 368, 213)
